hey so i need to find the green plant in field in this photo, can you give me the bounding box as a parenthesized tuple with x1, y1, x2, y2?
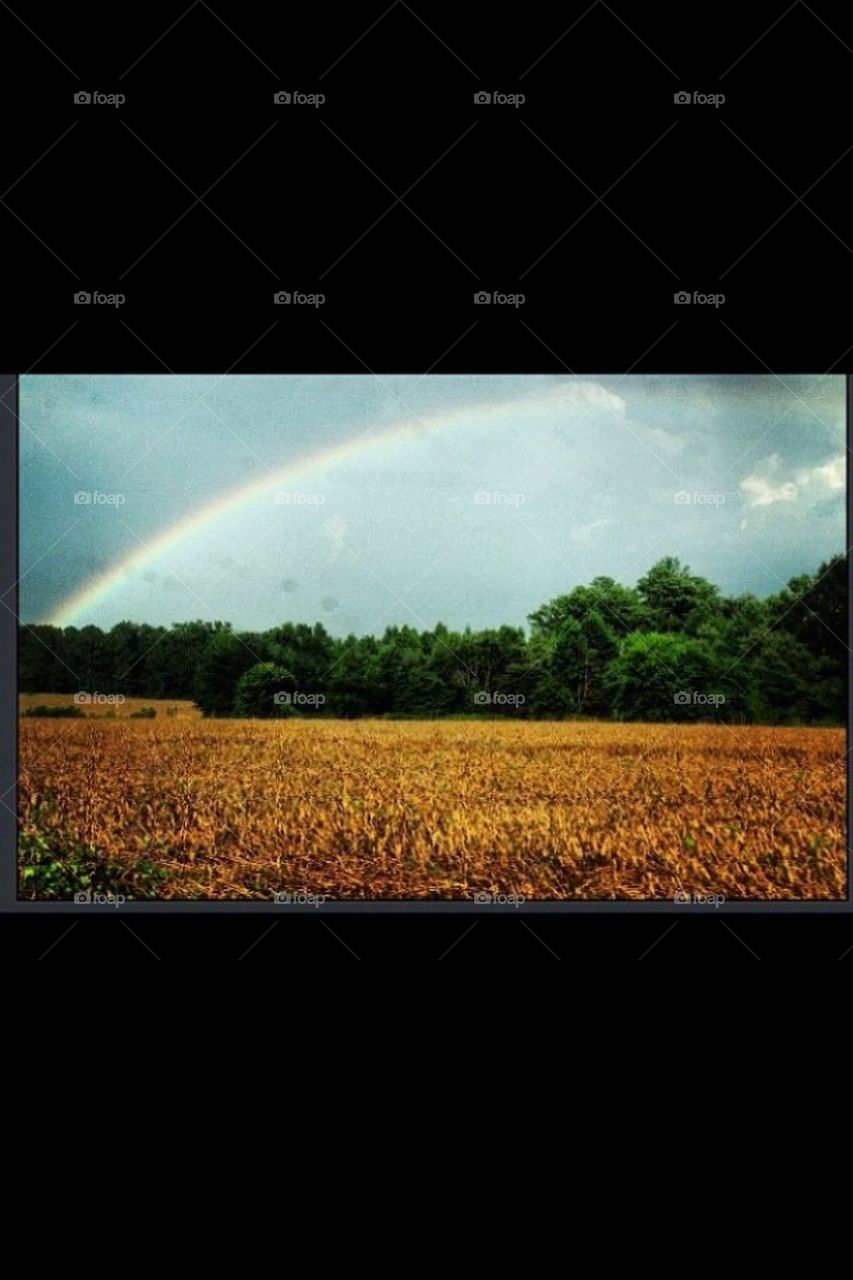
(18, 830, 170, 900)
(21, 705, 84, 718)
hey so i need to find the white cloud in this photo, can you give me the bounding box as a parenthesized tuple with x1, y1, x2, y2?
(740, 452, 845, 508)
(806, 454, 845, 493)
(634, 424, 685, 458)
(553, 381, 626, 415)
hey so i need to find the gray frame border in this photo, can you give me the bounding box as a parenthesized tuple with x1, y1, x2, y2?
(2, 371, 850, 914)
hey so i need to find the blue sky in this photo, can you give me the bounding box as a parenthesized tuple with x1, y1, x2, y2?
(19, 373, 846, 633)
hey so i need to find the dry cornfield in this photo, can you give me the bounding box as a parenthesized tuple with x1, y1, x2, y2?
(18, 715, 847, 901)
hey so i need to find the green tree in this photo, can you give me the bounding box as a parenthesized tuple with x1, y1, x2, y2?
(233, 663, 296, 717)
(19, 552, 845, 725)
(529, 577, 644, 637)
(19, 625, 73, 693)
(636, 558, 720, 634)
(604, 632, 723, 721)
(329, 634, 383, 716)
(747, 630, 815, 723)
(193, 627, 257, 716)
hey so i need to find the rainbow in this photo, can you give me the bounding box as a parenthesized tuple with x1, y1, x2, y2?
(47, 382, 598, 626)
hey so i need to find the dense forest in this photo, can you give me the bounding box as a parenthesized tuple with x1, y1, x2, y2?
(19, 554, 847, 723)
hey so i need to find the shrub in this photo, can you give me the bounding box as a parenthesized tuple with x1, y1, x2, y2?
(22, 705, 84, 718)
(18, 830, 170, 900)
(233, 663, 296, 718)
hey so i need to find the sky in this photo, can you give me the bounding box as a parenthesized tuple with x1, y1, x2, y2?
(18, 373, 847, 635)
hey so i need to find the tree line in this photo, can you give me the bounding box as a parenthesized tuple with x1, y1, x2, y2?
(19, 554, 846, 723)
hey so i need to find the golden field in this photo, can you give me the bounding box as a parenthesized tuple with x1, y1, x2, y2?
(17, 714, 846, 900)
(19, 693, 201, 719)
